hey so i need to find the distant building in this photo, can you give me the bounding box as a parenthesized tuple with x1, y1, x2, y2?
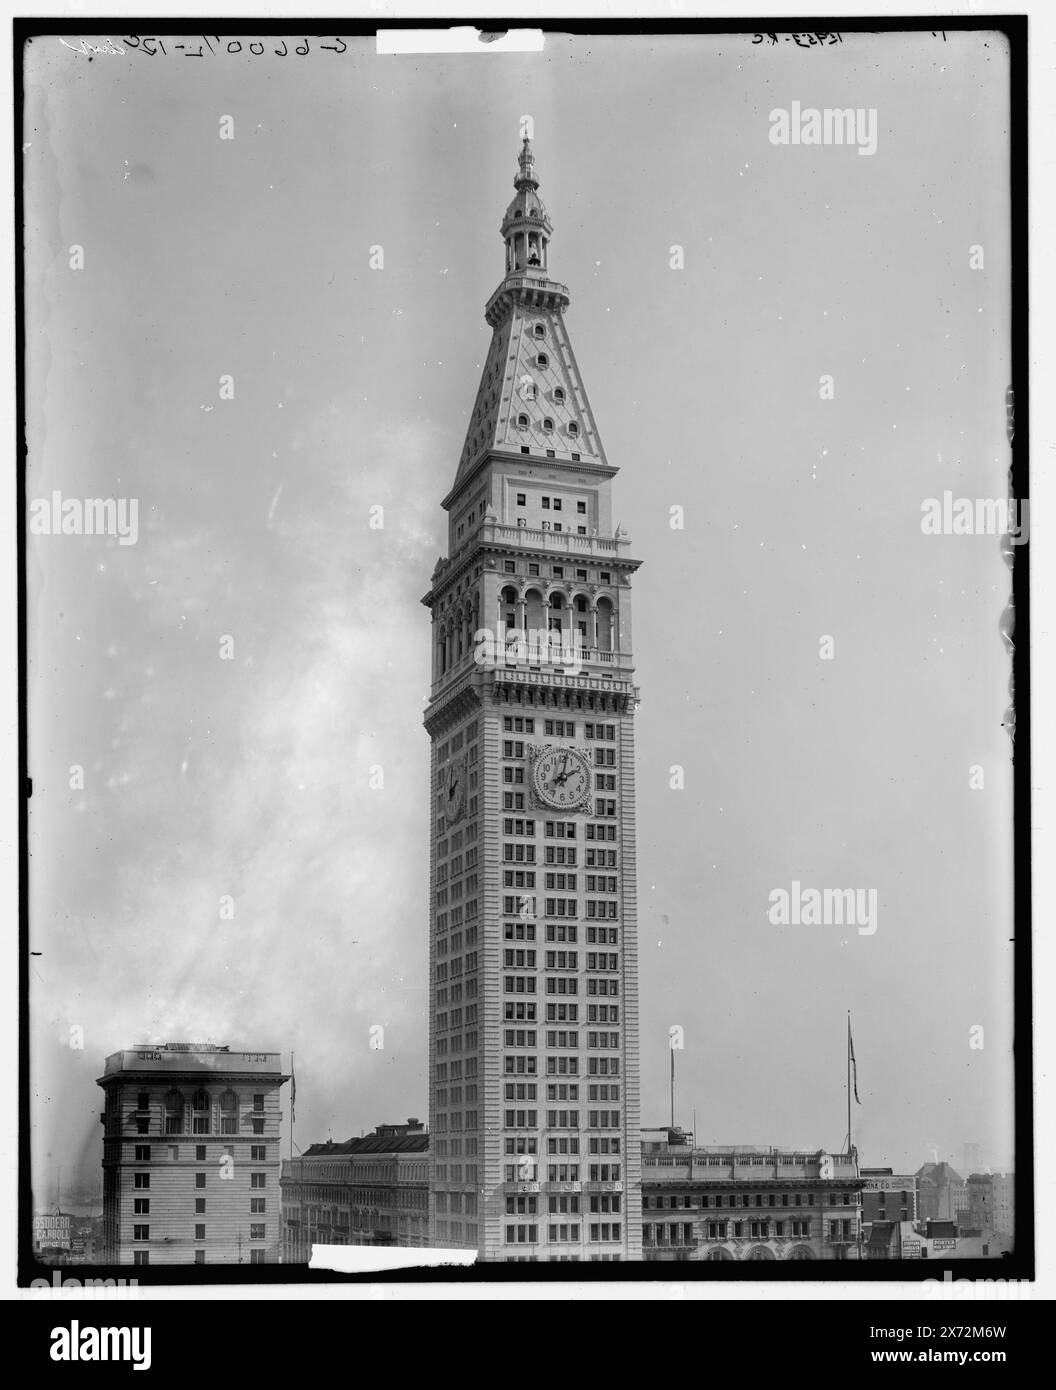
(916, 1162, 968, 1224)
(860, 1168, 918, 1229)
(965, 1172, 1015, 1239)
(280, 1120, 429, 1261)
(98, 1043, 289, 1265)
(32, 1213, 72, 1262)
(640, 1130, 865, 1261)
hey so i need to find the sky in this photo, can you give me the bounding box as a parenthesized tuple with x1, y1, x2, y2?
(23, 26, 1016, 1206)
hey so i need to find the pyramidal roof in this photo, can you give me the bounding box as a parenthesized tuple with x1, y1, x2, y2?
(451, 137, 609, 494)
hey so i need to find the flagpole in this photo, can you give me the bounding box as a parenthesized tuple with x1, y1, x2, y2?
(290, 1051, 295, 1165)
(846, 1014, 851, 1159)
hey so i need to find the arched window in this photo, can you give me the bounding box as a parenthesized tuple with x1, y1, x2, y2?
(192, 1088, 211, 1135)
(567, 421, 579, 437)
(164, 1089, 185, 1136)
(517, 413, 529, 430)
(533, 323, 545, 339)
(524, 589, 546, 646)
(596, 597, 614, 653)
(536, 354, 549, 369)
(543, 418, 554, 433)
(220, 1089, 239, 1135)
(500, 586, 518, 636)
(553, 387, 565, 404)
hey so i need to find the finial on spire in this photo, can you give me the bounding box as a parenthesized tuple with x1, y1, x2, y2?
(516, 134, 538, 191)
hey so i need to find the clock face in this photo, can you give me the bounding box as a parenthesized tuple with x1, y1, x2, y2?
(444, 754, 467, 823)
(531, 745, 591, 810)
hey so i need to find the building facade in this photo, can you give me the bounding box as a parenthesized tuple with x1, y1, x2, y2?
(98, 1043, 288, 1265)
(641, 1132, 865, 1261)
(965, 1172, 1015, 1239)
(915, 1161, 969, 1225)
(280, 1121, 429, 1261)
(422, 136, 643, 1262)
(860, 1167, 918, 1229)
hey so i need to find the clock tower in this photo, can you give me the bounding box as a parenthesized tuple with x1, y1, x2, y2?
(422, 135, 643, 1262)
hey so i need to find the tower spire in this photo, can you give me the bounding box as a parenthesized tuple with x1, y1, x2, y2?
(501, 130, 552, 277)
(516, 133, 539, 191)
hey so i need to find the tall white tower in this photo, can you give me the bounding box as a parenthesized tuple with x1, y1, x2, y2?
(423, 137, 643, 1262)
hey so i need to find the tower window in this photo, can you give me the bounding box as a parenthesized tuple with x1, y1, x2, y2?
(543, 418, 554, 433)
(567, 422, 579, 436)
(554, 387, 565, 403)
(517, 414, 529, 430)
(516, 493, 526, 506)
(537, 354, 549, 369)
(164, 1089, 184, 1135)
(521, 446, 530, 454)
(571, 452, 581, 461)
(534, 324, 545, 339)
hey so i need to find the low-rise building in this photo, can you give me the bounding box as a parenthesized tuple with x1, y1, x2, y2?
(98, 1042, 289, 1265)
(280, 1120, 429, 1261)
(860, 1168, 918, 1229)
(640, 1130, 865, 1261)
(897, 1220, 1012, 1261)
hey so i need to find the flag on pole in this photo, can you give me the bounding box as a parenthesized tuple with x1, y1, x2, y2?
(290, 1054, 296, 1123)
(848, 1018, 861, 1105)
